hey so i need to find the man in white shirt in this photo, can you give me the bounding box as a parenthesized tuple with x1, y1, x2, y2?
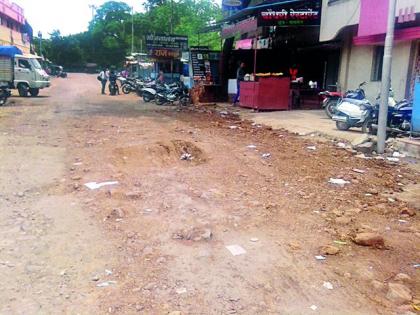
(99, 68, 109, 95)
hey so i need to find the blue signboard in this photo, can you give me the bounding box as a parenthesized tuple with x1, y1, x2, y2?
(413, 77, 420, 132)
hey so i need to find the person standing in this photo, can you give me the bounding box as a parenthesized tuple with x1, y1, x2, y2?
(233, 62, 245, 106)
(99, 68, 109, 95)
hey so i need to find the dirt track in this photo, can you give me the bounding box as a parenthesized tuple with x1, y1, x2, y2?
(0, 74, 418, 314)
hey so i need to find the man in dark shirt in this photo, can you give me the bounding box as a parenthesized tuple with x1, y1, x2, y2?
(233, 62, 245, 106)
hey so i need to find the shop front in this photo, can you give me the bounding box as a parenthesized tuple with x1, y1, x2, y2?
(146, 34, 189, 82)
(220, 0, 340, 110)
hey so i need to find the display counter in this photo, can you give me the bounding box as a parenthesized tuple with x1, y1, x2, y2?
(240, 77, 290, 110)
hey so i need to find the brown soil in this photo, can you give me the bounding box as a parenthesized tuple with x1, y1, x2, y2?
(0, 74, 418, 315)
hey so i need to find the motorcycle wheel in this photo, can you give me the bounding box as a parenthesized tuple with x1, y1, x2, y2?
(0, 96, 6, 106)
(156, 96, 166, 106)
(143, 93, 152, 103)
(180, 96, 190, 107)
(122, 85, 131, 94)
(336, 121, 350, 131)
(362, 119, 375, 134)
(324, 99, 338, 119)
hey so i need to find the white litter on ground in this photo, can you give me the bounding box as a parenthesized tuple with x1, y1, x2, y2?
(85, 181, 119, 190)
(250, 238, 259, 242)
(328, 178, 350, 186)
(307, 146, 317, 151)
(96, 281, 117, 287)
(176, 287, 187, 294)
(229, 125, 238, 129)
(247, 145, 257, 149)
(352, 168, 366, 174)
(310, 305, 318, 311)
(323, 281, 334, 290)
(226, 245, 247, 256)
(315, 255, 326, 261)
(261, 153, 271, 159)
(387, 157, 400, 162)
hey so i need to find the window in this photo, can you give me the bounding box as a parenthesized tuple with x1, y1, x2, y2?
(18, 59, 31, 69)
(372, 46, 384, 81)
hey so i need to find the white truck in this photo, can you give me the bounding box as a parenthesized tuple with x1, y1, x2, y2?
(0, 46, 50, 97)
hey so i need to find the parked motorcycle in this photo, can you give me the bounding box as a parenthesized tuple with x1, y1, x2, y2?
(142, 82, 176, 103)
(332, 89, 397, 132)
(108, 73, 119, 96)
(332, 98, 374, 131)
(0, 87, 11, 106)
(155, 82, 190, 106)
(320, 82, 367, 118)
(121, 77, 144, 95)
(363, 99, 414, 136)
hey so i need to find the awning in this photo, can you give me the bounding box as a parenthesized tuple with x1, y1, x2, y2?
(354, 26, 420, 46)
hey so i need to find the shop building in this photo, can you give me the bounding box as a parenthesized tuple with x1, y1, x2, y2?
(320, 0, 420, 102)
(0, 0, 31, 53)
(218, 0, 341, 110)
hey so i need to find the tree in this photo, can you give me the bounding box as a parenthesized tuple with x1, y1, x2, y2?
(41, 0, 222, 69)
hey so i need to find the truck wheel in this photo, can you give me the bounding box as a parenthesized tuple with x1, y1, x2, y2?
(18, 83, 29, 97)
(29, 88, 40, 97)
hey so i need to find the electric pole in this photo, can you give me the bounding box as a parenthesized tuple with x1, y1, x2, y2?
(377, 0, 397, 154)
(131, 6, 134, 54)
(38, 31, 42, 57)
(88, 4, 97, 21)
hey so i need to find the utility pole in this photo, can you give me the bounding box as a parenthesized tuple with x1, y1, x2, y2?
(170, 0, 174, 81)
(88, 4, 97, 20)
(377, 0, 397, 154)
(131, 6, 134, 54)
(38, 31, 42, 57)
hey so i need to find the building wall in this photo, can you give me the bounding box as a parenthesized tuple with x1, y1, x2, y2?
(0, 0, 30, 53)
(0, 24, 30, 53)
(339, 39, 413, 101)
(320, 0, 360, 42)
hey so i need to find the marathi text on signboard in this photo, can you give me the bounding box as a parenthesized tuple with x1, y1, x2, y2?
(258, 8, 320, 26)
(148, 48, 181, 59)
(145, 34, 189, 50)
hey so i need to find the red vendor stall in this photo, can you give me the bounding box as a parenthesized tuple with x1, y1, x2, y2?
(240, 77, 290, 110)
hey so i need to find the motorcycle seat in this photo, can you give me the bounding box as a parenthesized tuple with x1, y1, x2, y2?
(341, 98, 371, 106)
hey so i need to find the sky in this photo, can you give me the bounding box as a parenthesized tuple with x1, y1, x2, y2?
(17, 0, 143, 37)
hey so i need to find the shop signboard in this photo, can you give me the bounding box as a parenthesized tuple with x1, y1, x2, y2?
(148, 48, 182, 59)
(190, 46, 220, 84)
(221, 17, 258, 39)
(257, 8, 321, 27)
(146, 34, 189, 50)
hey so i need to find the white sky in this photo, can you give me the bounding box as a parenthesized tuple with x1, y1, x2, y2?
(17, 0, 143, 37)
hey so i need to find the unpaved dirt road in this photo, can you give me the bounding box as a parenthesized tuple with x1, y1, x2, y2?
(0, 74, 418, 315)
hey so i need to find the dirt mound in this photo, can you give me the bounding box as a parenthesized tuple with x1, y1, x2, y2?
(112, 140, 206, 168)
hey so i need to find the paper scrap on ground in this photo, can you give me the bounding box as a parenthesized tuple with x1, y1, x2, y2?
(247, 145, 257, 149)
(176, 287, 187, 294)
(315, 255, 326, 261)
(261, 153, 271, 159)
(310, 305, 318, 311)
(307, 146, 317, 151)
(250, 238, 259, 242)
(387, 157, 400, 162)
(226, 245, 247, 256)
(352, 168, 366, 174)
(328, 178, 350, 186)
(323, 281, 334, 290)
(96, 280, 117, 287)
(85, 181, 119, 190)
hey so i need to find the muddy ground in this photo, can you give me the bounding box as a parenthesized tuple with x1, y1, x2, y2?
(0, 74, 418, 315)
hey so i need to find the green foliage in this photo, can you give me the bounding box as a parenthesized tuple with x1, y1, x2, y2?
(40, 0, 221, 69)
